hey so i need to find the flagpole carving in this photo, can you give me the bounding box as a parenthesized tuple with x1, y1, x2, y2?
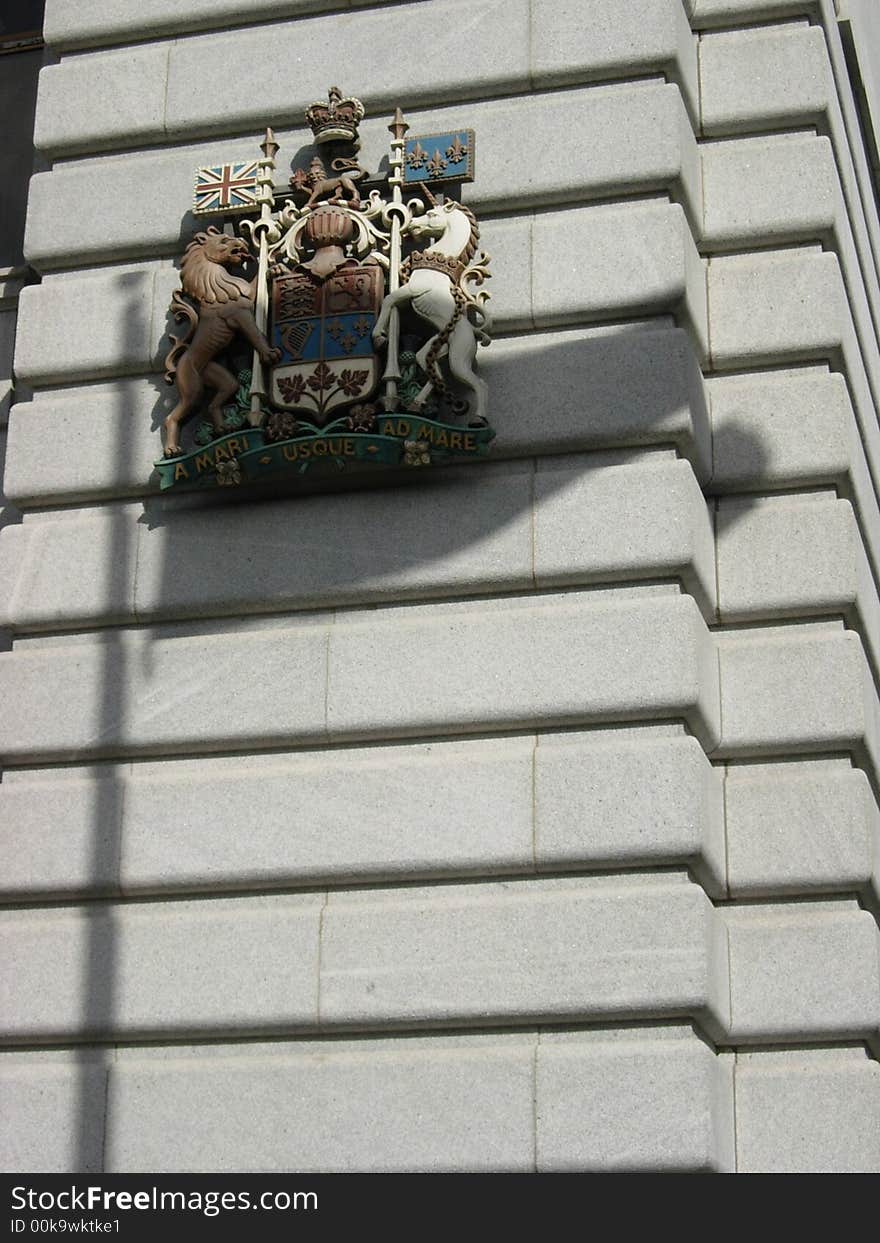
(241, 128, 282, 427)
(380, 107, 409, 414)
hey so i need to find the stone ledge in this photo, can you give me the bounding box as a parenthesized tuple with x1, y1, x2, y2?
(699, 22, 829, 137)
(724, 761, 880, 902)
(708, 368, 854, 490)
(43, 0, 406, 53)
(2, 325, 710, 507)
(0, 591, 721, 763)
(706, 250, 880, 525)
(0, 456, 716, 632)
(0, 1026, 735, 1173)
(707, 248, 847, 370)
(325, 590, 720, 749)
(716, 625, 880, 778)
(685, 0, 815, 26)
(735, 1047, 880, 1174)
(0, 1050, 108, 1173)
(722, 902, 880, 1047)
(0, 891, 324, 1044)
(13, 202, 706, 388)
(716, 495, 880, 677)
(13, 262, 166, 388)
(34, 40, 170, 157)
(34, 0, 697, 157)
(535, 1027, 733, 1172)
(707, 368, 880, 599)
(3, 882, 878, 1052)
(700, 132, 837, 253)
(529, 0, 699, 123)
(698, 6, 880, 449)
(0, 875, 729, 1044)
(0, 731, 726, 901)
(700, 135, 880, 499)
(24, 82, 701, 272)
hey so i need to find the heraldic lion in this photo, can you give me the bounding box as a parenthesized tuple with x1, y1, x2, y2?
(162, 225, 281, 457)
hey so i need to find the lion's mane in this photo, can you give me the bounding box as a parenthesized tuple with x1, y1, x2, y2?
(180, 227, 251, 305)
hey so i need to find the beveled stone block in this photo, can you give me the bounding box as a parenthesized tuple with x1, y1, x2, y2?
(319, 874, 730, 1035)
(723, 902, 880, 1043)
(700, 23, 830, 137)
(0, 893, 324, 1042)
(536, 1027, 734, 1171)
(736, 1048, 880, 1173)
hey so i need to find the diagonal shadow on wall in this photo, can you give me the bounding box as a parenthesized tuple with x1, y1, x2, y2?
(1, 270, 785, 1175)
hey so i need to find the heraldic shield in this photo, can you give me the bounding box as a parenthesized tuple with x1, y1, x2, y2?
(270, 262, 383, 423)
(155, 88, 496, 490)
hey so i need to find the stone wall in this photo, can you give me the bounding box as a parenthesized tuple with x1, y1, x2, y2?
(1, 0, 878, 1172)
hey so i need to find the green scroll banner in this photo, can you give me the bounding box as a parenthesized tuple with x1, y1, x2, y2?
(154, 417, 495, 492)
(240, 431, 402, 480)
(154, 429, 267, 490)
(374, 415, 495, 456)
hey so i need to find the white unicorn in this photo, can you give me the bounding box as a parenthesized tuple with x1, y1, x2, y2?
(373, 197, 491, 423)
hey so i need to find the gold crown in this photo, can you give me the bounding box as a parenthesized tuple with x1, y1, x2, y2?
(305, 86, 365, 145)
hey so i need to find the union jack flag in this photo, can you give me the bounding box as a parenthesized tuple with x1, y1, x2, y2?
(193, 162, 260, 215)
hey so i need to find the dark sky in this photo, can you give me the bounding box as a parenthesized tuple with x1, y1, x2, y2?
(0, 1, 43, 266)
(0, 1, 44, 38)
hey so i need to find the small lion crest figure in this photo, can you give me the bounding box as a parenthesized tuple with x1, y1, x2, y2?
(162, 225, 280, 457)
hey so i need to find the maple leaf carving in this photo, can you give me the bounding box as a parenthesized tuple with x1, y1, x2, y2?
(337, 368, 369, 396)
(278, 374, 307, 403)
(308, 362, 335, 392)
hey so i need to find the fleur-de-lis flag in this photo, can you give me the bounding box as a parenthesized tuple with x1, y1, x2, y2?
(403, 131, 475, 186)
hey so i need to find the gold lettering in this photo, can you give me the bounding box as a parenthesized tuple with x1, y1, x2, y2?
(174, 462, 190, 481)
(464, 434, 476, 451)
(313, 441, 328, 456)
(300, 443, 312, 459)
(435, 428, 449, 447)
(396, 420, 410, 437)
(328, 439, 342, 455)
(226, 438, 242, 455)
(194, 452, 212, 473)
(450, 432, 463, 450)
(344, 439, 355, 455)
(214, 442, 230, 462)
(282, 445, 299, 461)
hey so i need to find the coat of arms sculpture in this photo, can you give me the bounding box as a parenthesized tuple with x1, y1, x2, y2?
(156, 88, 494, 490)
